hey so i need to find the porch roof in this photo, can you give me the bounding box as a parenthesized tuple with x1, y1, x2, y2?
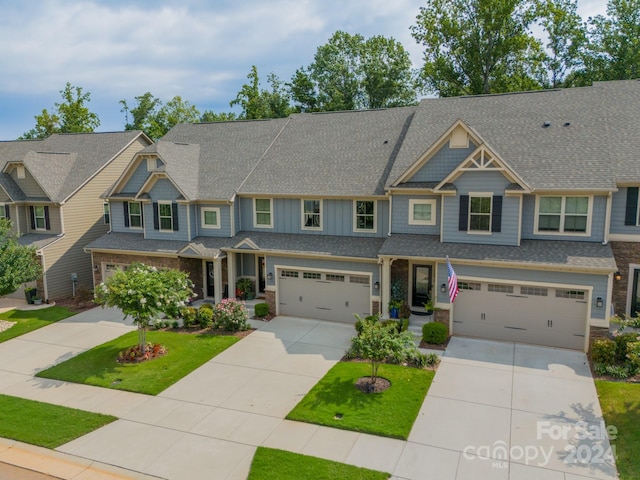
(379, 234, 617, 271)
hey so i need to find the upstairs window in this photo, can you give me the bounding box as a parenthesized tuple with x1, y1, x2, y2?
(103, 202, 110, 225)
(536, 196, 590, 234)
(158, 202, 173, 231)
(469, 195, 492, 232)
(458, 194, 502, 233)
(126, 202, 143, 229)
(0, 203, 5, 219)
(354, 200, 376, 232)
(201, 207, 220, 229)
(254, 198, 272, 228)
(409, 199, 436, 226)
(31, 205, 49, 231)
(302, 199, 321, 230)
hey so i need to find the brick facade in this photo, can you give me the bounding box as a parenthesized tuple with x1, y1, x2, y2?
(610, 241, 640, 316)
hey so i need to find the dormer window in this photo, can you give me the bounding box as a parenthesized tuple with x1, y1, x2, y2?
(147, 157, 157, 171)
(16, 165, 25, 179)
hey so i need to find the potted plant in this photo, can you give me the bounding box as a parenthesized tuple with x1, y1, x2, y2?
(33, 297, 43, 305)
(24, 287, 37, 304)
(388, 299, 402, 319)
(236, 278, 255, 301)
(423, 299, 440, 316)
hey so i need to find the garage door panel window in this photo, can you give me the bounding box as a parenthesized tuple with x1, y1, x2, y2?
(521, 286, 548, 296)
(303, 272, 321, 279)
(327, 274, 345, 282)
(349, 275, 370, 285)
(555, 289, 586, 300)
(459, 282, 481, 290)
(488, 284, 514, 293)
(281, 270, 298, 278)
(536, 196, 590, 234)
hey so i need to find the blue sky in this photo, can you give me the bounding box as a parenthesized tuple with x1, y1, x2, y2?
(0, 0, 607, 140)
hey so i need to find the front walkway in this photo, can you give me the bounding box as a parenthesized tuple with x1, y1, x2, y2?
(0, 306, 619, 480)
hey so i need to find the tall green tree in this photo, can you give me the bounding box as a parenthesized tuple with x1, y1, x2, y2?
(200, 110, 238, 122)
(120, 94, 202, 139)
(290, 31, 417, 111)
(230, 66, 292, 119)
(411, 0, 544, 96)
(580, 0, 640, 83)
(21, 83, 100, 139)
(120, 92, 162, 133)
(0, 219, 42, 297)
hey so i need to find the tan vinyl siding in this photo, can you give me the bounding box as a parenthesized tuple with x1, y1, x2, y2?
(11, 168, 47, 198)
(41, 138, 149, 299)
(25, 205, 62, 234)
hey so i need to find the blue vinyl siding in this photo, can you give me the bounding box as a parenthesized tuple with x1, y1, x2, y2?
(236, 252, 257, 277)
(265, 256, 379, 295)
(121, 162, 150, 193)
(196, 204, 232, 237)
(610, 188, 640, 235)
(407, 141, 476, 183)
(434, 263, 608, 320)
(392, 194, 440, 235)
(189, 204, 197, 239)
(520, 195, 607, 242)
(442, 171, 519, 245)
(144, 179, 188, 240)
(239, 197, 389, 237)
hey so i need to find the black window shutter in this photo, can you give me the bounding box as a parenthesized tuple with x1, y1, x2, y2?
(29, 206, 35, 230)
(491, 196, 503, 233)
(153, 202, 159, 230)
(625, 187, 639, 226)
(172, 203, 179, 231)
(44, 206, 50, 230)
(458, 195, 469, 231)
(123, 202, 130, 227)
(4, 204, 10, 219)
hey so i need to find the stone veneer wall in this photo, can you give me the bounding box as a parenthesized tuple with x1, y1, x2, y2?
(610, 242, 640, 316)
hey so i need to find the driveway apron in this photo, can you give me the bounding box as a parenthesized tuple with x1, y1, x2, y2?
(398, 337, 618, 480)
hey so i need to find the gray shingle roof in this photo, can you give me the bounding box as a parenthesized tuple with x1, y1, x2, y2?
(85, 232, 189, 254)
(0, 140, 43, 201)
(389, 82, 640, 190)
(239, 107, 416, 196)
(17, 233, 61, 250)
(379, 234, 617, 271)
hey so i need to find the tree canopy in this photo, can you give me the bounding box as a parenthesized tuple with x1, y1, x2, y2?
(21, 83, 100, 139)
(0, 219, 42, 297)
(230, 66, 293, 119)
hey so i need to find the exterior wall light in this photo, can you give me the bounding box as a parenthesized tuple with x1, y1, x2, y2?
(441, 283, 447, 293)
(374, 281, 380, 291)
(596, 297, 604, 308)
(614, 271, 622, 281)
(267, 272, 273, 281)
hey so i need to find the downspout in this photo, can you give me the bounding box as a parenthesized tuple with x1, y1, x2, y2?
(603, 191, 612, 244)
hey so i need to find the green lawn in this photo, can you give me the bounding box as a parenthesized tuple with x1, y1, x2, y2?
(248, 447, 389, 480)
(0, 393, 116, 448)
(0, 306, 75, 343)
(286, 362, 434, 440)
(36, 330, 240, 395)
(595, 380, 640, 480)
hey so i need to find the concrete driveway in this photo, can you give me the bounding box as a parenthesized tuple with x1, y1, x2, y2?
(398, 337, 618, 480)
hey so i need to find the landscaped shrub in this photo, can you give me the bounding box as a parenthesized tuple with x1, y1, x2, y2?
(422, 322, 448, 345)
(626, 341, 640, 371)
(400, 318, 409, 332)
(254, 302, 269, 318)
(180, 307, 197, 328)
(604, 363, 634, 379)
(590, 338, 616, 365)
(381, 319, 401, 334)
(196, 305, 214, 328)
(213, 298, 250, 331)
(354, 314, 379, 335)
(424, 352, 440, 368)
(614, 333, 639, 363)
(171, 320, 179, 329)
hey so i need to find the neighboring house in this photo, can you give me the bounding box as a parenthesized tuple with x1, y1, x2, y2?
(0, 131, 152, 301)
(86, 80, 640, 352)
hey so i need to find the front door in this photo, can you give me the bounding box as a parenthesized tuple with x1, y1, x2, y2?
(632, 269, 640, 317)
(258, 256, 266, 293)
(206, 261, 215, 298)
(412, 265, 432, 308)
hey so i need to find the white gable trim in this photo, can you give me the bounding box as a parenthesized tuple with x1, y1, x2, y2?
(234, 238, 260, 250)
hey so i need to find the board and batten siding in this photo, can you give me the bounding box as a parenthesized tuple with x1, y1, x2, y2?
(610, 187, 640, 236)
(391, 194, 440, 235)
(407, 141, 477, 183)
(433, 262, 609, 320)
(520, 194, 607, 242)
(442, 170, 519, 246)
(238, 197, 389, 237)
(42, 137, 149, 299)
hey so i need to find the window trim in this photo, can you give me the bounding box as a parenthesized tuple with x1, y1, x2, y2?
(0, 202, 5, 219)
(408, 199, 436, 226)
(468, 193, 493, 234)
(103, 202, 110, 225)
(353, 199, 377, 233)
(254, 198, 273, 228)
(128, 201, 143, 229)
(33, 205, 47, 231)
(534, 195, 592, 236)
(301, 199, 322, 231)
(157, 201, 174, 232)
(201, 207, 221, 230)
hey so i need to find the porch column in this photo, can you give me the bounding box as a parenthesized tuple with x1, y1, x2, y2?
(381, 257, 392, 319)
(227, 252, 236, 300)
(214, 259, 223, 304)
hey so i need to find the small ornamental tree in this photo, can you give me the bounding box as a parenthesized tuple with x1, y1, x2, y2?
(94, 263, 194, 352)
(0, 219, 42, 297)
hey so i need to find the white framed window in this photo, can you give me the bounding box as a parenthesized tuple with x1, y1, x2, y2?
(0, 202, 5, 219)
(409, 199, 436, 226)
(201, 207, 220, 229)
(535, 196, 591, 235)
(33, 205, 46, 230)
(354, 200, 376, 232)
(254, 198, 272, 228)
(128, 202, 143, 229)
(103, 202, 110, 225)
(469, 194, 492, 233)
(158, 201, 174, 231)
(302, 199, 322, 230)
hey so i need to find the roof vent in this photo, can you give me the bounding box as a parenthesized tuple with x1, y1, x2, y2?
(543, 121, 551, 128)
(564, 122, 571, 127)
(383, 140, 389, 144)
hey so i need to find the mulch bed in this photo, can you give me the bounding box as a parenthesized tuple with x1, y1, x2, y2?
(419, 335, 451, 350)
(355, 376, 391, 393)
(54, 296, 98, 313)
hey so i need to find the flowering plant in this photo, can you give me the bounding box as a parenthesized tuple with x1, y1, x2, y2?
(213, 298, 250, 331)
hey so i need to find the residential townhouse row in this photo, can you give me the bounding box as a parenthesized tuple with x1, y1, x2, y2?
(1, 80, 639, 351)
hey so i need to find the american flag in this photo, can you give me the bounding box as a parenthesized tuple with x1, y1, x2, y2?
(446, 256, 459, 303)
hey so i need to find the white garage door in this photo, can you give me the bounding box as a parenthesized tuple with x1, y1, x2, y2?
(452, 281, 588, 350)
(278, 269, 371, 323)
